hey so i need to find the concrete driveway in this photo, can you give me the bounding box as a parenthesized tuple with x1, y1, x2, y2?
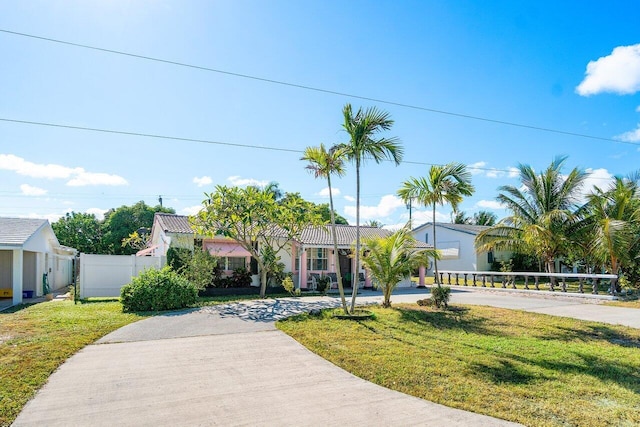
(13, 288, 638, 426)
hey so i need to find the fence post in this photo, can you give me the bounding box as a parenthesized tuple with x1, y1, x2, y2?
(578, 278, 584, 293)
(524, 275, 529, 290)
(472, 273, 477, 287)
(561, 277, 567, 292)
(534, 276, 539, 290)
(490, 275, 495, 288)
(463, 273, 468, 286)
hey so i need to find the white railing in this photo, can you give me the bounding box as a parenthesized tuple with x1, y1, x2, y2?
(438, 270, 618, 294)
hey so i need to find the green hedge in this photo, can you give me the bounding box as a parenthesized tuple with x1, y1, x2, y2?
(120, 267, 198, 312)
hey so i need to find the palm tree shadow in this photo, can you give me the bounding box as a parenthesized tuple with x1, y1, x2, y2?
(395, 305, 493, 335)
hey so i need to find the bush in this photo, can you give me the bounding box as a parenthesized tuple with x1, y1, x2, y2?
(183, 250, 219, 290)
(282, 276, 295, 296)
(167, 247, 192, 273)
(121, 267, 198, 312)
(316, 275, 331, 294)
(229, 267, 253, 287)
(430, 285, 451, 309)
(416, 298, 434, 307)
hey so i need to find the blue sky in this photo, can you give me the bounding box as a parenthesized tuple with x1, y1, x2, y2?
(1, 1, 640, 228)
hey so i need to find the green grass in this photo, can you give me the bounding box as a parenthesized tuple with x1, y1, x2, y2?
(0, 300, 147, 427)
(277, 304, 640, 427)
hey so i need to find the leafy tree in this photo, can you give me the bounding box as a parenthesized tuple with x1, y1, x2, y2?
(398, 163, 475, 286)
(473, 210, 497, 226)
(337, 103, 403, 312)
(191, 185, 323, 298)
(102, 201, 174, 255)
(52, 212, 105, 254)
(475, 156, 587, 275)
(361, 223, 438, 308)
(302, 143, 349, 313)
(315, 203, 348, 225)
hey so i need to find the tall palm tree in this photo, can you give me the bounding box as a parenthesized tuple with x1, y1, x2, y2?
(301, 143, 349, 313)
(473, 210, 497, 226)
(475, 156, 587, 276)
(361, 223, 439, 308)
(337, 103, 403, 313)
(584, 173, 640, 292)
(398, 163, 475, 286)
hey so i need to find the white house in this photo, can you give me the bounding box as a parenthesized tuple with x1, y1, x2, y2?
(148, 213, 433, 289)
(0, 218, 76, 306)
(411, 222, 511, 274)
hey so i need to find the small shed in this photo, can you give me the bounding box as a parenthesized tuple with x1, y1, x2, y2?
(0, 218, 76, 306)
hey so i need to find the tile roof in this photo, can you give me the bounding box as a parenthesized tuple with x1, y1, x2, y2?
(0, 217, 48, 245)
(154, 213, 194, 234)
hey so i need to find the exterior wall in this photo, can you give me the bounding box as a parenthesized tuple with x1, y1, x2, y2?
(79, 254, 165, 298)
(52, 254, 74, 291)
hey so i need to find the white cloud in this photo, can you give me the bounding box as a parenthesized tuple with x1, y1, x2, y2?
(507, 167, 519, 178)
(344, 195, 355, 202)
(86, 208, 108, 221)
(0, 154, 127, 186)
(485, 169, 502, 178)
(581, 168, 614, 199)
(66, 171, 128, 187)
(576, 44, 640, 96)
(181, 205, 203, 216)
(410, 209, 450, 225)
(227, 175, 269, 187)
(193, 176, 213, 187)
(636, 105, 640, 113)
(20, 184, 47, 196)
(476, 200, 504, 210)
(468, 161, 486, 175)
(616, 124, 640, 142)
(318, 187, 341, 197)
(344, 194, 405, 220)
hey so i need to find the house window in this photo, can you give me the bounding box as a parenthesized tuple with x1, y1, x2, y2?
(306, 248, 328, 271)
(487, 251, 494, 264)
(220, 257, 246, 271)
(425, 233, 429, 244)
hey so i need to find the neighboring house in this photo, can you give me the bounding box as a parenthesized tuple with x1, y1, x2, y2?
(147, 213, 432, 289)
(0, 218, 77, 306)
(411, 222, 511, 274)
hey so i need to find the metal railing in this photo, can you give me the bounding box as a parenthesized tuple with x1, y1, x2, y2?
(438, 270, 618, 294)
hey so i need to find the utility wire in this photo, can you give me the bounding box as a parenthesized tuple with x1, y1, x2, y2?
(0, 117, 530, 174)
(0, 28, 627, 145)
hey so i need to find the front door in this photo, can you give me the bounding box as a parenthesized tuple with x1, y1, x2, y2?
(338, 251, 352, 287)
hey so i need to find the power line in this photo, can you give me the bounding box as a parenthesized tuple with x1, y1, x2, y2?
(1, 117, 632, 178)
(0, 28, 627, 145)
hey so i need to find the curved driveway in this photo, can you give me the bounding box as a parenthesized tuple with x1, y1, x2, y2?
(13, 288, 638, 426)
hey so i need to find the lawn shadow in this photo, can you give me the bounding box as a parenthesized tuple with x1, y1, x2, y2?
(538, 324, 640, 349)
(395, 305, 494, 336)
(470, 359, 539, 385)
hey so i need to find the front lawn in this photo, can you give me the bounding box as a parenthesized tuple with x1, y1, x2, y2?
(277, 304, 640, 426)
(0, 300, 147, 426)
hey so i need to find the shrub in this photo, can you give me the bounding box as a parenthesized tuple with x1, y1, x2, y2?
(416, 298, 434, 307)
(430, 285, 451, 309)
(121, 267, 198, 312)
(316, 275, 331, 294)
(229, 267, 253, 287)
(183, 250, 219, 290)
(167, 247, 192, 272)
(282, 276, 295, 296)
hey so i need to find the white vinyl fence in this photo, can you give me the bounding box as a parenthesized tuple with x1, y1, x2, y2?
(78, 254, 166, 298)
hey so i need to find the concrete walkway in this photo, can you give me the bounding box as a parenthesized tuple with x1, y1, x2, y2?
(13, 288, 639, 426)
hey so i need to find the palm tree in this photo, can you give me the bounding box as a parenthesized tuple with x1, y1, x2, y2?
(361, 223, 438, 308)
(584, 173, 640, 293)
(475, 156, 587, 276)
(473, 210, 497, 226)
(337, 103, 403, 313)
(301, 143, 349, 313)
(453, 210, 472, 224)
(398, 163, 475, 286)
(365, 220, 384, 228)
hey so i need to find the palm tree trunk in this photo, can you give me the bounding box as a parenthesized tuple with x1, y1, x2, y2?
(432, 204, 440, 287)
(350, 160, 361, 313)
(328, 174, 348, 313)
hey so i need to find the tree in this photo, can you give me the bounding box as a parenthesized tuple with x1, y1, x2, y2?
(475, 156, 587, 275)
(191, 185, 323, 298)
(398, 163, 475, 286)
(452, 211, 472, 224)
(315, 203, 348, 225)
(473, 210, 497, 226)
(302, 143, 349, 313)
(102, 201, 174, 255)
(336, 103, 403, 313)
(365, 220, 384, 228)
(52, 212, 104, 254)
(584, 174, 640, 292)
(361, 223, 438, 308)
